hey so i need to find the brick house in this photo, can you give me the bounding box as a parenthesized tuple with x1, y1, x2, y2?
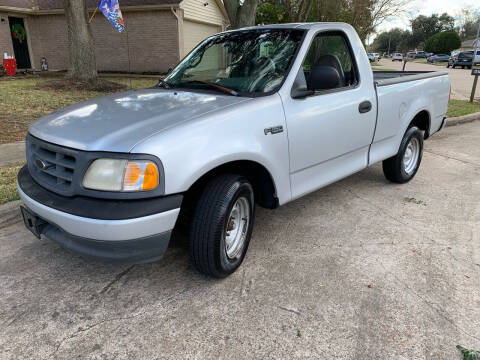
(0, 0, 229, 73)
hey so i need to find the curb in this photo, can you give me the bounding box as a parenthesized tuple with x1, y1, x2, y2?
(0, 200, 22, 229)
(446, 111, 480, 127)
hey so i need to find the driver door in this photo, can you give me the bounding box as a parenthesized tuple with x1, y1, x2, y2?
(282, 31, 377, 199)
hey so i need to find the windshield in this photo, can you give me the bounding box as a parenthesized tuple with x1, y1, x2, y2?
(162, 29, 305, 96)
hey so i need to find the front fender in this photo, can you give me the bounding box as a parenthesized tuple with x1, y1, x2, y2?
(131, 94, 292, 205)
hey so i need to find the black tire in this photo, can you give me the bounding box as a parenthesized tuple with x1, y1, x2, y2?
(189, 174, 255, 278)
(462, 66, 465, 69)
(382, 126, 424, 184)
(468, 66, 472, 69)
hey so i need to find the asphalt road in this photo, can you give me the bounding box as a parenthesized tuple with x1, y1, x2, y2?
(1, 121, 479, 359)
(378, 58, 479, 101)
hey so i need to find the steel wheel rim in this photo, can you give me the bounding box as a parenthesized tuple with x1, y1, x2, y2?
(403, 137, 420, 175)
(225, 197, 250, 260)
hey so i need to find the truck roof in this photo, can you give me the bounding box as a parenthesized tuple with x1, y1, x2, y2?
(225, 22, 353, 32)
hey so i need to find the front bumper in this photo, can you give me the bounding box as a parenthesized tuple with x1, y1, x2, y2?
(17, 166, 182, 264)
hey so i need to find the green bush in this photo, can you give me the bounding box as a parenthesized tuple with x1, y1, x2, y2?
(424, 30, 461, 54)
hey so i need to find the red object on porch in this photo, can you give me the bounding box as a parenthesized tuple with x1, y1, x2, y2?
(3, 58, 17, 76)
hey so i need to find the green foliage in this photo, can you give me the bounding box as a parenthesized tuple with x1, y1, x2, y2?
(256, 2, 288, 25)
(371, 28, 415, 53)
(457, 345, 480, 360)
(410, 13, 455, 46)
(424, 30, 461, 54)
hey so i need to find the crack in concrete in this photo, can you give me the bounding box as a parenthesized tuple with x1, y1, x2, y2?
(424, 150, 480, 167)
(99, 265, 135, 295)
(278, 306, 301, 315)
(46, 287, 194, 359)
(344, 185, 480, 342)
(343, 186, 479, 272)
(378, 260, 480, 343)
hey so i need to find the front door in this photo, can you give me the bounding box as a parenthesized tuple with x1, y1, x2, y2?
(282, 31, 377, 199)
(8, 17, 31, 69)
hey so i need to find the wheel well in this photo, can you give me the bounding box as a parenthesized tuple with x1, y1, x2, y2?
(409, 110, 431, 139)
(183, 161, 279, 212)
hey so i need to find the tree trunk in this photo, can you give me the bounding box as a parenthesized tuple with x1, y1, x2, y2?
(224, 0, 259, 29)
(63, 0, 97, 82)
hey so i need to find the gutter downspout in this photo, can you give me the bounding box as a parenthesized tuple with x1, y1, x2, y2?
(170, 6, 183, 61)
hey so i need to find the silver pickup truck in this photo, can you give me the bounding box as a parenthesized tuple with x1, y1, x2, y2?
(17, 23, 450, 277)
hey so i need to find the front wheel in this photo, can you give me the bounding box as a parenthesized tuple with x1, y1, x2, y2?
(189, 174, 255, 278)
(382, 126, 424, 183)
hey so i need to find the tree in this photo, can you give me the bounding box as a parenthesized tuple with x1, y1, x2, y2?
(224, 0, 259, 29)
(424, 30, 461, 54)
(370, 28, 413, 53)
(410, 13, 455, 48)
(63, 0, 97, 82)
(456, 8, 480, 40)
(256, 2, 288, 24)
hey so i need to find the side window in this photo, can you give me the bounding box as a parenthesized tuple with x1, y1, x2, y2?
(302, 32, 358, 91)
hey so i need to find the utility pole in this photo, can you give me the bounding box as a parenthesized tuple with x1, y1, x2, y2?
(469, 17, 480, 103)
(387, 33, 391, 56)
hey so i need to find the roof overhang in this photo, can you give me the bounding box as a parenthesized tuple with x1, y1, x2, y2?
(0, 4, 181, 15)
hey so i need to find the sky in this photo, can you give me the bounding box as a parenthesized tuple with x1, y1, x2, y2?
(371, 0, 479, 40)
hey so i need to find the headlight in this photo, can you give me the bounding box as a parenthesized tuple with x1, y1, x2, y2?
(83, 159, 159, 192)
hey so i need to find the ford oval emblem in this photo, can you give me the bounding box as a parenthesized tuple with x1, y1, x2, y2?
(35, 158, 50, 170)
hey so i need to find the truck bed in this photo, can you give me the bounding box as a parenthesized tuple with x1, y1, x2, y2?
(373, 71, 448, 87)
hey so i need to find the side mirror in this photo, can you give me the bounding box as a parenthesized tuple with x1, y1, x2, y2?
(167, 67, 173, 75)
(291, 67, 314, 99)
(307, 65, 341, 91)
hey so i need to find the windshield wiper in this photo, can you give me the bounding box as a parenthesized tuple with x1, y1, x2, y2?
(178, 80, 239, 96)
(157, 79, 171, 89)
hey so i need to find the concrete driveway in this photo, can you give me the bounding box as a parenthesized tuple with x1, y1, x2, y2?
(1, 122, 479, 360)
(378, 58, 479, 101)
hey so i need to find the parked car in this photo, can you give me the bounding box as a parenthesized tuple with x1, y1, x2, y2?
(414, 51, 428, 58)
(17, 23, 451, 277)
(427, 54, 450, 63)
(367, 52, 375, 62)
(466, 50, 480, 65)
(407, 52, 416, 59)
(392, 53, 403, 61)
(374, 53, 381, 60)
(447, 52, 473, 69)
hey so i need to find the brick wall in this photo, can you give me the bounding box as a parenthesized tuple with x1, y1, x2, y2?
(26, 10, 179, 73)
(0, 12, 14, 58)
(27, 14, 68, 70)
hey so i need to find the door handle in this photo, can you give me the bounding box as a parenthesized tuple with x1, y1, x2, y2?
(358, 101, 372, 114)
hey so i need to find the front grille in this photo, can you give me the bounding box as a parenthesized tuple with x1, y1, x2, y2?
(26, 134, 79, 197)
(25, 133, 165, 200)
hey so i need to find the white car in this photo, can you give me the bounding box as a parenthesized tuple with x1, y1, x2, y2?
(392, 53, 403, 61)
(18, 23, 451, 277)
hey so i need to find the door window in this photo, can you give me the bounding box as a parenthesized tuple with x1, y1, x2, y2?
(302, 32, 358, 91)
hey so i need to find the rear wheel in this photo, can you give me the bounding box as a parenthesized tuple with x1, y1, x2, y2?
(189, 174, 255, 278)
(383, 126, 424, 184)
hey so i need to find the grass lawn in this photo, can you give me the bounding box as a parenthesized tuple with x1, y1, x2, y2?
(0, 76, 158, 144)
(447, 99, 480, 117)
(372, 66, 397, 72)
(0, 163, 24, 205)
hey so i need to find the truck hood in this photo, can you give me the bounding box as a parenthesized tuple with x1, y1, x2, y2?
(29, 88, 250, 152)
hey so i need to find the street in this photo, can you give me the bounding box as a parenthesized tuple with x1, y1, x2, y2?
(1, 121, 479, 359)
(379, 58, 480, 101)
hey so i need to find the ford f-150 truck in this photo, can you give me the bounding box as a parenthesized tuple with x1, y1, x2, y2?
(17, 23, 450, 277)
